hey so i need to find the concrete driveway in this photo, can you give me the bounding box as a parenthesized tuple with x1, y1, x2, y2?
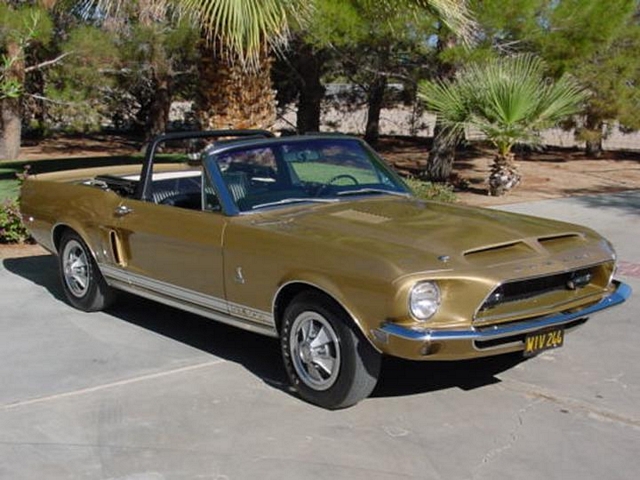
(1, 192, 638, 480)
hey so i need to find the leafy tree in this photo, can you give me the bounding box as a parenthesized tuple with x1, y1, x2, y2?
(273, 33, 330, 133)
(119, 19, 199, 138)
(468, 0, 639, 157)
(533, 0, 639, 157)
(419, 55, 586, 195)
(0, 2, 53, 159)
(0, 1, 119, 160)
(274, 0, 475, 140)
(82, 1, 199, 138)
(44, 25, 118, 132)
(313, 1, 437, 145)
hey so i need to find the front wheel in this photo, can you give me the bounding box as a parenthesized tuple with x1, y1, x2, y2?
(59, 230, 115, 312)
(281, 291, 381, 409)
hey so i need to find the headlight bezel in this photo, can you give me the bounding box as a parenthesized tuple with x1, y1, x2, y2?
(409, 281, 441, 321)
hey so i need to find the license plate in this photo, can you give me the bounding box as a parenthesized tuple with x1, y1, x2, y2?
(523, 327, 564, 357)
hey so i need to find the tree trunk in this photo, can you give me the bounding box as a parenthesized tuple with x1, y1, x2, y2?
(0, 98, 22, 160)
(145, 75, 172, 140)
(583, 114, 604, 158)
(582, 116, 603, 158)
(197, 43, 276, 130)
(0, 41, 24, 160)
(585, 139, 603, 158)
(426, 121, 455, 182)
(364, 76, 387, 146)
(295, 45, 326, 133)
(488, 152, 521, 196)
(423, 31, 458, 181)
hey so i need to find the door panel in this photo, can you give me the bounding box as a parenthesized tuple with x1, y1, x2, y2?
(114, 199, 227, 300)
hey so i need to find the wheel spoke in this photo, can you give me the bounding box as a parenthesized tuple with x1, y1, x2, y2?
(310, 326, 332, 349)
(71, 274, 87, 290)
(312, 355, 335, 377)
(307, 363, 325, 382)
(300, 319, 312, 342)
(70, 257, 85, 271)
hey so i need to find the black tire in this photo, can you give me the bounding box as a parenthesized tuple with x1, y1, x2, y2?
(281, 291, 381, 409)
(58, 230, 115, 312)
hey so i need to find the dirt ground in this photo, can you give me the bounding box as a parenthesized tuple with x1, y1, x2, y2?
(378, 136, 640, 207)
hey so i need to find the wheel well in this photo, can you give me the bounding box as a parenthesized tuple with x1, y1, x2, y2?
(274, 283, 349, 333)
(52, 225, 73, 253)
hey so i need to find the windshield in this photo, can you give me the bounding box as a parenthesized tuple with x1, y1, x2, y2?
(206, 138, 410, 213)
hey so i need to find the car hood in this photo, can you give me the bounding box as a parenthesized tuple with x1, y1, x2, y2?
(251, 197, 610, 274)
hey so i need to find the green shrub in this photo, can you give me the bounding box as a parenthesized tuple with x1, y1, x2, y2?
(404, 178, 457, 203)
(0, 199, 32, 244)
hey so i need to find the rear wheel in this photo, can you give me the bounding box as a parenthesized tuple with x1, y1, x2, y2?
(59, 231, 114, 312)
(281, 291, 381, 409)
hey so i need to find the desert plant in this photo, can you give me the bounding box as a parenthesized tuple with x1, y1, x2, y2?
(418, 55, 586, 195)
(404, 177, 457, 202)
(0, 198, 31, 243)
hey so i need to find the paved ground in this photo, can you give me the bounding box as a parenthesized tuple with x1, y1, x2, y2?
(1, 192, 638, 480)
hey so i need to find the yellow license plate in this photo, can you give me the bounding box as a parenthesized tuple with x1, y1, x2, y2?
(523, 327, 564, 357)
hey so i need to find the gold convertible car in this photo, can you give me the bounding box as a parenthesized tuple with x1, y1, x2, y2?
(20, 131, 630, 409)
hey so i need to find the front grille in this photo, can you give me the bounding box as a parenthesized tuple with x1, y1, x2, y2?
(480, 267, 595, 312)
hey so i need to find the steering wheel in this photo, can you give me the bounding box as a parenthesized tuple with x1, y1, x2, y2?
(327, 174, 359, 186)
(316, 174, 359, 196)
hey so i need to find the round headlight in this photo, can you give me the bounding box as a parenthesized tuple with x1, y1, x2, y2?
(409, 281, 441, 321)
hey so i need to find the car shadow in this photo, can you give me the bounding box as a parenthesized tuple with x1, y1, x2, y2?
(373, 354, 525, 398)
(3, 253, 525, 402)
(2, 254, 66, 302)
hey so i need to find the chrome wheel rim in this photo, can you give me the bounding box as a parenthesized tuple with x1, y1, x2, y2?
(62, 239, 90, 298)
(290, 312, 341, 391)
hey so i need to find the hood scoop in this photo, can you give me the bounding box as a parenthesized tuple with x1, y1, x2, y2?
(464, 241, 538, 266)
(463, 233, 586, 267)
(538, 233, 584, 252)
(331, 209, 391, 224)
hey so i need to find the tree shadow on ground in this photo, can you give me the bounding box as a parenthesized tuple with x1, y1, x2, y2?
(567, 190, 640, 216)
(3, 253, 524, 403)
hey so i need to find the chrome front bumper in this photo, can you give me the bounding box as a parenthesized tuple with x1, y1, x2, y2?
(375, 281, 631, 360)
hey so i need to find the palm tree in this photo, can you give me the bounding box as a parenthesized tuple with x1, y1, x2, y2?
(90, 0, 301, 130)
(418, 55, 586, 196)
(179, 0, 301, 130)
(90, 0, 473, 132)
(187, 0, 475, 131)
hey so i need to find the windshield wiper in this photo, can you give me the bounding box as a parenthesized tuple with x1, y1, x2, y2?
(251, 197, 339, 210)
(337, 188, 410, 197)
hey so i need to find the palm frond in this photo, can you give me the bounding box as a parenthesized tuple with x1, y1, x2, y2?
(419, 54, 587, 154)
(357, 0, 476, 43)
(418, 77, 469, 146)
(410, 0, 477, 43)
(180, 0, 305, 67)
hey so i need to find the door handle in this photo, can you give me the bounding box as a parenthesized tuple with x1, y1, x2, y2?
(114, 205, 133, 216)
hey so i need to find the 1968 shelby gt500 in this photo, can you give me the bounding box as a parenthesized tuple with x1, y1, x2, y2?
(20, 130, 630, 409)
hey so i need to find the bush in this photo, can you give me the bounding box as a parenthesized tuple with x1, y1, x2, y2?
(0, 199, 32, 244)
(404, 177, 457, 203)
